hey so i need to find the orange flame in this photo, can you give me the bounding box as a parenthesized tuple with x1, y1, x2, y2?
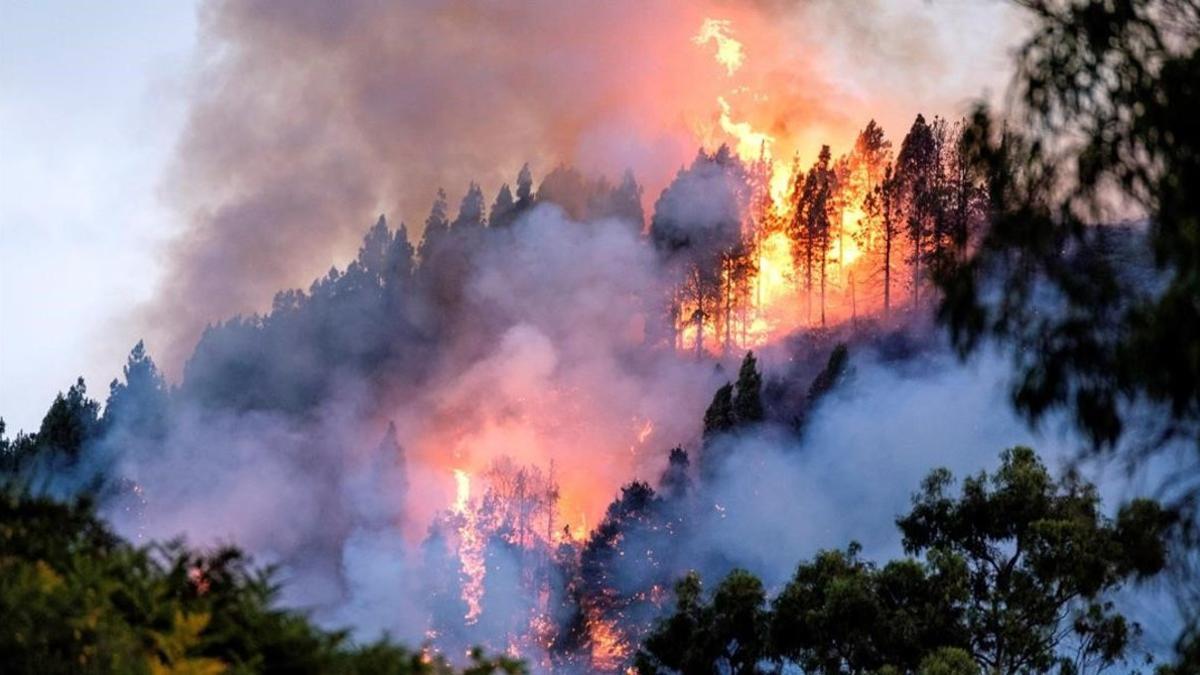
(692, 18, 744, 76)
(673, 16, 899, 356)
(452, 469, 485, 624)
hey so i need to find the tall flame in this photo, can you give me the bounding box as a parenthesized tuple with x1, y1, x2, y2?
(717, 96, 774, 163)
(452, 469, 485, 624)
(692, 18, 744, 76)
(453, 468, 471, 514)
(676, 16, 900, 355)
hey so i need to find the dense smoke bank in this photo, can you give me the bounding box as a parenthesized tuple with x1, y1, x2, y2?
(147, 0, 1025, 371)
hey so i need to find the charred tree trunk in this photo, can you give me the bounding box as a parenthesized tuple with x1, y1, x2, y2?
(912, 217, 922, 311)
(883, 228, 892, 316)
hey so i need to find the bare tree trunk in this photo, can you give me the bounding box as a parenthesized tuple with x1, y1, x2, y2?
(723, 257, 732, 354)
(820, 256, 827, 327)
(883, 228, 892, 316)
(912, 223, 922, 311)
(849, 269, 857, 325)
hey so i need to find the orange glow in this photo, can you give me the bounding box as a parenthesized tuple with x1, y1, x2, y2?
(588, 611, 630, 672)
(669, 16, 899, 356)
(402, 31, 904, 657)
(405, 18, 893, 522)
(840, 204, 865, 267)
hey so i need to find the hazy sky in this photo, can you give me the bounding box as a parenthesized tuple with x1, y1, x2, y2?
(1, 1, 197, 431)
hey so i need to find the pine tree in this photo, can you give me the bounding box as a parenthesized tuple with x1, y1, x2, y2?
(732, 351, 764, 424)
(807, 344, 849, 406)
(609, 169, 645, 231)
(376, 420, 408, 498)
(515, 163, 534, 212)
(658, 448, 692, 501)
(895, 114, 939, 309)
(356, 215, 393, 283)
(852, 119, 893, 195)
(719, 242, 755, 353)
(489, 183, 516, 228)
(789, 148, 835, 325)
(36, 378, 100, 461)
(876, 163, 900, 315)
(650, 146, 748, 356)
(103, 341, 168, 442)
(452, 183, 486, 230)
(383, 222, 414, 292)
(422, 517, 471, 649)
(702, 383, 736, 440)
(804, 147, 834, 326)
(942, 119, 984, 258)
(417, 189, 450, 265)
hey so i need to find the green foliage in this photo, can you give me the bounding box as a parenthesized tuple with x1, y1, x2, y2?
(104, 341, 169, 442)
(936, 0, 1200, 452)
(1, 379, 101, 476)
(768, 545, 966, 674)
(637, 447, 1169, 674)
(917, 647, 979, 675)
(36, 378, 101, 460)
(702, 351, 766, 444)
(1157, 627, 1200, 674)
(0, 487, 523, 675)
(634, 570, 768, 675)
(702, 383, 736, 440)
(701, 352, 768, 479)
(732, 352, 765, 425)
(807, 343, 850, 406)
(930, 2, 1199, 664)
(898, 446, 1170, 673)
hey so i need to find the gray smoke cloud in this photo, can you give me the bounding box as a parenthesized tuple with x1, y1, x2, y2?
(145, 0, 1025, 372)
(107, 202, 722, 649)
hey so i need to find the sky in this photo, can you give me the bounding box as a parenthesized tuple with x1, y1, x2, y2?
(1, 1, 197, 431)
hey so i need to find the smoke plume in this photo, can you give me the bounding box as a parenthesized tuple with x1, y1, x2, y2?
(147, 0, 1025, 370)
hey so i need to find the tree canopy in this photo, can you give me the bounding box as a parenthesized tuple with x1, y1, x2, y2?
(0, 487, 523, 675)
(636, 447, 1171, 674)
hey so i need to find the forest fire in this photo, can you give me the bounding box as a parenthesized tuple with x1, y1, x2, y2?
(398, 19, 990, 669)
(668, 19, 988, 355)
(588, 613, 631, 672)
(13, 0, 1196, 672)
(452, 469, 486, 624)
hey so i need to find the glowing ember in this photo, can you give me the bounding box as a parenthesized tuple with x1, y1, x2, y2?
(588, 611, 630, 672)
